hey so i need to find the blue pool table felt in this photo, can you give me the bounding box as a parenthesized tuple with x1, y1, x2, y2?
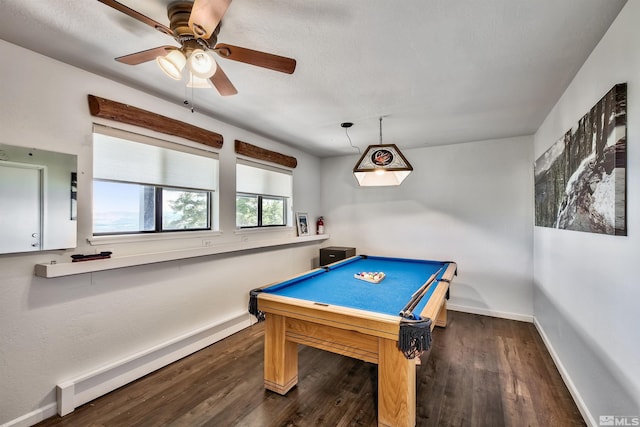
(262, 256, 448, 318)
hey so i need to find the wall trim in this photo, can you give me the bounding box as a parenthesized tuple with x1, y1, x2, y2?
(55, 311, 251, 417)
(447, 303, 534, 323)
(4, 312, 251, 426)
(533, 317, 595, 427)
(1, 403, 57, 427)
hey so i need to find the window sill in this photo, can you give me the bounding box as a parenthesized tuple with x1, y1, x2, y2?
(34, 234, 329, 278)
(234, 226, 293, 235)
(87, 230, 223, 246)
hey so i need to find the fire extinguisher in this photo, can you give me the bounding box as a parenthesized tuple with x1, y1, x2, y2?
(317, 216, 325, 234)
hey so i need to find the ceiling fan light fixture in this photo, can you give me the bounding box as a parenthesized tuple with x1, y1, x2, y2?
(187, 73, 212, 89)
(156, 49, 186, 80)
(187, 49, 217, 79)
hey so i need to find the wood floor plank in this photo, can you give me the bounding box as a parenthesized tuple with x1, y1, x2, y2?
(416, 310, 460, 424)
(516, 323, 585, 427)
(35, 312, 585, 427)
(496, 335, 541, 426)
(436, 317, 476, 425)
(469, 316, 505, 427)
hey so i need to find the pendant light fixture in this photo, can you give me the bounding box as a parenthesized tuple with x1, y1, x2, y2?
(353, 117, 413, 186)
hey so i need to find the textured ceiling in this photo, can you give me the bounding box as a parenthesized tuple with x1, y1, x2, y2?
(0, 0, 627, 157)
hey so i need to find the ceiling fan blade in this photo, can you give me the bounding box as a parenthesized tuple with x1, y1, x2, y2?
(214, 44, 296, 74)
(189, 0, 232, 39)
(209, 63, 238, 96)
(116, 46, 177, 65)
(97, 0, 174, 36)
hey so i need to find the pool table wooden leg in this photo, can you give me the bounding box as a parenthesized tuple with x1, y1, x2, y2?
(435, 300, 447, 327)
(378, 337, 416, 427)
(263, 313, 298, 394)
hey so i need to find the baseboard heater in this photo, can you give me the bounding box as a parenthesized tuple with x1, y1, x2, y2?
(56, 312, 251, 416)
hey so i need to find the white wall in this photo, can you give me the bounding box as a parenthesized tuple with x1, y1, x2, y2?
(0, 40, 323, 425)
(533, 1, 640, 424)
(321, 135, 534, 321)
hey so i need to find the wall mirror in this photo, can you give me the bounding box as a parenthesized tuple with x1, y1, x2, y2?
(0, 143, 77, 254)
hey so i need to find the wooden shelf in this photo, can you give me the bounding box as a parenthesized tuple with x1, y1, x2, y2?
(35, 234, 329, 278)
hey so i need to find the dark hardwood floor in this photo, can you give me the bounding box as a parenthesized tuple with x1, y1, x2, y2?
(35, 311, 585, 426)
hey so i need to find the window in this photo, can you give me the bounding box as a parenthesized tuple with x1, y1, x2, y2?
(92, 125, 218, 235)
(236, 193, 286, 227)
(236, 160, 292, 229)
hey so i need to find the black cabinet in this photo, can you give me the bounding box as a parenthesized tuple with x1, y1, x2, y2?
(320, 246, 356, 266)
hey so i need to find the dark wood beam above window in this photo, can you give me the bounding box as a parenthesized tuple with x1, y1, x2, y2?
(88, 95, 223, 149)
(235, 140, 297, 169)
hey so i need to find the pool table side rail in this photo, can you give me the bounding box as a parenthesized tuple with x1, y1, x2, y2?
(320, 254, 362, 269)
(419, 261, 457, 326)
(256, 292, 402, 341)
(251, 255, 362, 296)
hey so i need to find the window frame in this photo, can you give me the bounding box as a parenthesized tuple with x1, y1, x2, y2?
(236, 192, 288, 229)
(159, 186, 212, 232)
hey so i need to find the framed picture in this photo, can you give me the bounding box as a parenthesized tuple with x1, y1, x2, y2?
(296, 212, 310, 236)
(534, 83, 627, 235)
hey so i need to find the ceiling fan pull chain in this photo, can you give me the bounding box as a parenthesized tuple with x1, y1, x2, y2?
(183, 84, 195, 113)
(191, 84, 195, 113)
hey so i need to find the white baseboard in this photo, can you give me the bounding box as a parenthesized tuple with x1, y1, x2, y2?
(447, 303, 534, 323)
(1, 403, 57, 427)
(3, 312, 252, 427)
(52, 311, 251, 417)
(533, 317, 595, 427)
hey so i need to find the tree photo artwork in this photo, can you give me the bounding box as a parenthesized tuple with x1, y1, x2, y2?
(534, 83, 627, 235)
(296, 212, 310, 236)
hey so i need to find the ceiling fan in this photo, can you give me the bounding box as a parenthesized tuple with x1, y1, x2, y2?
(97, 0, 297, 96)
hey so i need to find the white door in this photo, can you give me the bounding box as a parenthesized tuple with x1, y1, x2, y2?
(0, 163, 42, 253)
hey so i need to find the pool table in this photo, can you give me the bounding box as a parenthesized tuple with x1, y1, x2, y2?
(248, 255, 457, 427)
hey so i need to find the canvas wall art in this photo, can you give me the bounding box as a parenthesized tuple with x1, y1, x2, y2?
(534, 83, 627, 235)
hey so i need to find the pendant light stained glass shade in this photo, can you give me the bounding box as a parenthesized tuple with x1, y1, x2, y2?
(353, 143, 413, 186)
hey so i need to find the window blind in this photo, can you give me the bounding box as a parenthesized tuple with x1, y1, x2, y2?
(236, 159, 292, 198)
(93, 125, 218, 191)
